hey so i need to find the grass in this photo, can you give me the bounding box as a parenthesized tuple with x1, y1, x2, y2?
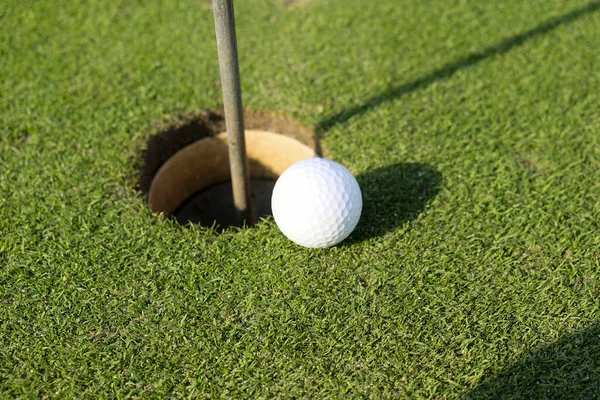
(1, 0, 600, 397)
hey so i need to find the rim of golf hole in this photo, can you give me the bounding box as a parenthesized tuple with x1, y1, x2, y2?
(138, 111, 321, 231)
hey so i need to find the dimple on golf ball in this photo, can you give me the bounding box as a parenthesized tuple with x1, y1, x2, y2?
(271, 158, 362, 248)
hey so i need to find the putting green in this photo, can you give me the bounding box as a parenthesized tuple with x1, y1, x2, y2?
(1, 0, 599, 397)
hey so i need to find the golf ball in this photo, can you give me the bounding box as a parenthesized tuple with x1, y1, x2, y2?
(271, 158, 362, 248)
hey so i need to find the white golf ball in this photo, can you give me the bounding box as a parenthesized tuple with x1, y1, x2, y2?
(271, 158, 362, 248)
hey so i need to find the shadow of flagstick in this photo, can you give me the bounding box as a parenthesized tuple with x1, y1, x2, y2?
(316, 1, 600, 133)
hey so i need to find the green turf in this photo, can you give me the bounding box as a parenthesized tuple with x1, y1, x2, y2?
(2, 0, 600, 397)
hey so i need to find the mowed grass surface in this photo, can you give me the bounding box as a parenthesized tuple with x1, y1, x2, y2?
(2, 0, 600, 397)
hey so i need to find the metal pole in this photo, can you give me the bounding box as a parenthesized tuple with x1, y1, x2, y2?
(212, 0, 254, 225)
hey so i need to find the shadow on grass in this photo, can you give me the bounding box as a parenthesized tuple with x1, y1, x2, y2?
(465, 325, 600, 399)
(347, 162, 442, 244)
(316, 1, 600, 133)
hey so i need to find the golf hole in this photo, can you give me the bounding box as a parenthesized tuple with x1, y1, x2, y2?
(138, 111, 321, 231)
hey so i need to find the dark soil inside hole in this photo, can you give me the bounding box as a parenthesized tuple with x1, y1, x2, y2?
(173, 178, 276, 230)
(137, 110, 321, 231)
